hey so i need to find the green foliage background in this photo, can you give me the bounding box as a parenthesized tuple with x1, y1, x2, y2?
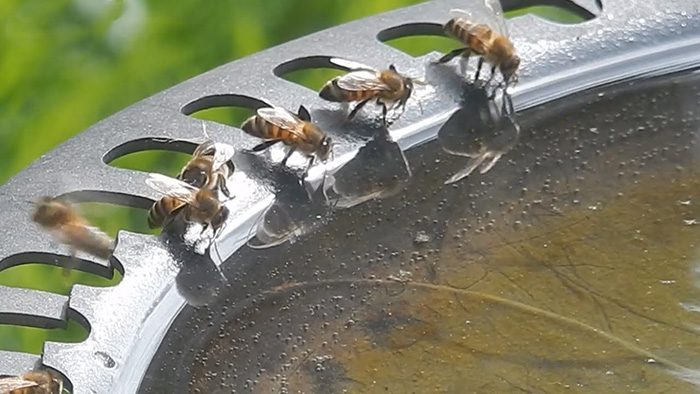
(0, 0, 580, 359)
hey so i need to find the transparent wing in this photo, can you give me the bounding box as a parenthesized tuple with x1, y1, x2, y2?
(192, 140, 216, 158)
(145, 173, 198, 205)
(257, 107, 306, 137)
(450, 3, 508, 36)
(0, 376, 38, 392)
(329, 57, 374, 72)
(336, 70, 391, 91)
(210, 143, 235, 171)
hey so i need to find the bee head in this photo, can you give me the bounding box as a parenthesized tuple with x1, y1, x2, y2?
(181, 168, 208, 188)
(317, 137, 333, 162)
(501, 55, 521, 85)
(32, 197, 68, 227)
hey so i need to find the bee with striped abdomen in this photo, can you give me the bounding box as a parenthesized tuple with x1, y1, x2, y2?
(319, 64, 418, 125)
(0, 369, 64, 394)
(148, 140, 234, 229)
(439, 1, 520, 89)
(146, 173, 229, 237)
(179, 140, 235, 197)
(32, 197, 113, 261)
(241, 105, 332, 171)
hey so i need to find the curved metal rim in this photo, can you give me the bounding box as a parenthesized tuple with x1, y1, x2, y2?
(0, 0, 699, 392)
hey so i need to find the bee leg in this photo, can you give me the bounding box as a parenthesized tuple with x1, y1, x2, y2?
(474, 58, 485, 83)
(458, 51, 472, 75)
(348, 98, 372, 121)
(217, 176, 231, 199)
(437, 47, 467, 64)
(381, 103, 390, 127)
(281, 146, 297, 166)
(63, 249, 78, 277)
(251, 139, 280, 152)
(304, 156, 315, 176)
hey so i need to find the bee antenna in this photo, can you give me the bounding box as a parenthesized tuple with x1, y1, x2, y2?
(416, 97, 424, 115)
(201, 121, 211, 139)
(389, 64, 397, 72)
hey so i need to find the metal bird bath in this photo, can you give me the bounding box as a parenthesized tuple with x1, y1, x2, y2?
(2, 0, 700, 392)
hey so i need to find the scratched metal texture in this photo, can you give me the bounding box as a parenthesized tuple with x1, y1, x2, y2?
(0, 0, 699, 392)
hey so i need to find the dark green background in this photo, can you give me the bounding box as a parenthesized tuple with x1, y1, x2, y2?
(0, 0, 580, 358)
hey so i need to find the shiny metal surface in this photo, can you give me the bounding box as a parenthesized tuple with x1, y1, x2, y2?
(0, 0, 699, 392)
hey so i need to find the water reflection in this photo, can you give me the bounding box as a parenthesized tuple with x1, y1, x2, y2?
(438, 85, 520, 184)
(236, 152, 331, 249)
(142, 71, 700, 394)
(159, 227, 228, 307)
(325, 128, 412, 209)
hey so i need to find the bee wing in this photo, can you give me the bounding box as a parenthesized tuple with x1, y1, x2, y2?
(210, 143, 235, 171)
(146, 173, 198, 205)
(192, 140, 217, 158)
(450, 2, 508, 36)
(336, 70, 391, 92)
(329, 57, 374, 72)
(0, 376, 39, 392)
(257, 107, 306, 137)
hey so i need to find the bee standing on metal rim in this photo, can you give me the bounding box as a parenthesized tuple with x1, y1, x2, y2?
(146, 173, 230, 238)
(32, 196, 113, 261)
(0, 369, 64, 394)
(241, 105, 332, 172)
(438, 0, 520, 90)
(319, 64, 420, 125)
(147, 140, 234, 229)
(179, 140, 235, 197)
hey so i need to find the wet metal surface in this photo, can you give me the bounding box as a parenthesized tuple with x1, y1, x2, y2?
(140, 70, 700, 393)
(0, 0, 700, 392)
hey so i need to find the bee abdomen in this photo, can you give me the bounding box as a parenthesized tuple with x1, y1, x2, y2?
(319, 79, 348, 102)
(446, 19, 472, 44)
(241, 115, 271, 139)
(148, 197, 181, 229)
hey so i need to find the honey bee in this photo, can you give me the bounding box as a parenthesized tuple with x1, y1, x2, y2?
(146, 173, 229, 237)
(148, 140, 234, 229)
(179, 140, 235, 196)
(0, 369, 63, 394)
(439, 1, 520, 88)
(32, 197, 113, 260)
(241, 105, 332, 171)
(319, 64, 418, 125)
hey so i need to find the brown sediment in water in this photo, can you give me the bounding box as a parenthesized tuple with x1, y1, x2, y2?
(278, 170, 700, 393)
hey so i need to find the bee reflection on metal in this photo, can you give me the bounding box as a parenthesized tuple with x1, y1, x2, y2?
(146, 173, 229, 239)
(32, 197, 113, 261)
(0, 370, 64, 394)
(324, 129, 412, 209)
(148, 140, 234, 229)
(439, 85, 520, 184)
(439, 1, 520, 89)
(319, 63, 422, 125)
(241, 105, 332, 173)
(246, 168, 331, 249)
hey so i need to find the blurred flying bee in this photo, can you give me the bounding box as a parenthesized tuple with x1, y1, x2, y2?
(148, 140, 234, 229)
(32, 197, 113, 260)
(146, 173, 229, 237)
(319, 64, 420, 125)
(0, 369, 63, 394)
(439, 1, 520, 88)
(241, 105, 332, 171)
